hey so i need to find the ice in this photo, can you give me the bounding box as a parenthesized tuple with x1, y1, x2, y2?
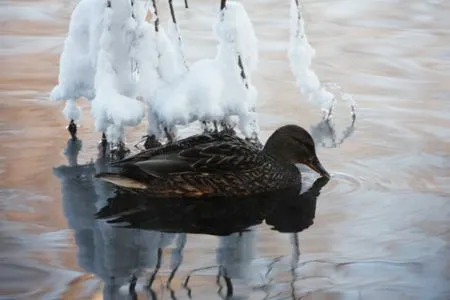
(147, 1, 259, 140)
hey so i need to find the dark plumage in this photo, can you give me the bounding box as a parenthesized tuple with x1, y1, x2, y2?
(95, 176, 330, 235)
(95, 124, 329, 198)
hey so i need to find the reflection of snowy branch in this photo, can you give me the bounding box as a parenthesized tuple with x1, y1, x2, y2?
(181, 265, 234, 299)
(183, 265, 221, 287)
(289, 233, 300, 300)
(217, 266, 234, 299)
(167, 233, 187, 287)
(146, 247, 163, 289)
(264, 256, 283, 279)
(310, 115, 356, 148)
(55, 140, 183, 299)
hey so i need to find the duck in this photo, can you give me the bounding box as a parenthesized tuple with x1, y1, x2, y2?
(95, 124, 330, 198)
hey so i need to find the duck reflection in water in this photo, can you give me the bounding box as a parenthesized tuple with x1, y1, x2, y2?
(96, 175, 329, 298)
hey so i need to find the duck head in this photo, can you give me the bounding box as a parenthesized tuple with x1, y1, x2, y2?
(264, 124, 330, 178)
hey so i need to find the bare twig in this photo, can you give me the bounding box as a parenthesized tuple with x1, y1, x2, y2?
(237, 55, 249, 89)
(168, 0, 177, 24)
(131, 0, 135, 19)
(219, 0, 248, 90)
(152, 0, 159, 32)
(168, 0, 189, 70)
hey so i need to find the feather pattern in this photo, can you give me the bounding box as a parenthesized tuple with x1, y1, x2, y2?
(102, 132, 300, 197)
(97, 125, 329, 198)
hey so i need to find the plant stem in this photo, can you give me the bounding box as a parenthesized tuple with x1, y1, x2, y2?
(152, 0, 159, 32)
(168, 0, 176, 24)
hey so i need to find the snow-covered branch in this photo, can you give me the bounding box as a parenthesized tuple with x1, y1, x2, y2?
(288, 0, 356, 120)
(146, 1, 260, 143)
(50, 0, 105, 123)
(91, 0, 146, 146)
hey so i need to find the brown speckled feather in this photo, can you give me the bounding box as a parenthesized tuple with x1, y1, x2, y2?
(106, 132, 301, 197)
(110, 132, 238, 166)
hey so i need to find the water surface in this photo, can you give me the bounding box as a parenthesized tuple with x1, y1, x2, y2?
(1, 0, 450, 299)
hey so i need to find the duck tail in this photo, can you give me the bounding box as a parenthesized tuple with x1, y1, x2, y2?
(95, 172, 148, 189)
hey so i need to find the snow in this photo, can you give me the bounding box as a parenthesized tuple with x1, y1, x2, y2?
(51, 0, 263, 145)
(156, 26, 186, 84)
(63, 98, 82, 121)
(147, 1, 260, 140)
(167, 19, 188, 72)
(214, 1, 258, 75)
(90, 0, 148, 144)
(288, 0, 335, 117)
(50, 0, 159, 144)
(50, 0, 104, 120)
(130, 13, 159, 102)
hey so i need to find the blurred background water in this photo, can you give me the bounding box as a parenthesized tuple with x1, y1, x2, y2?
(1, 0, 449, 299)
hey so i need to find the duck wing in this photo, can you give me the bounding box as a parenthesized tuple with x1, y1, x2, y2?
(118, 134, 264, 179)
(109, 132, 234, 167)
(178, 137, 263, 173)
(98, 133, 301, 197)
